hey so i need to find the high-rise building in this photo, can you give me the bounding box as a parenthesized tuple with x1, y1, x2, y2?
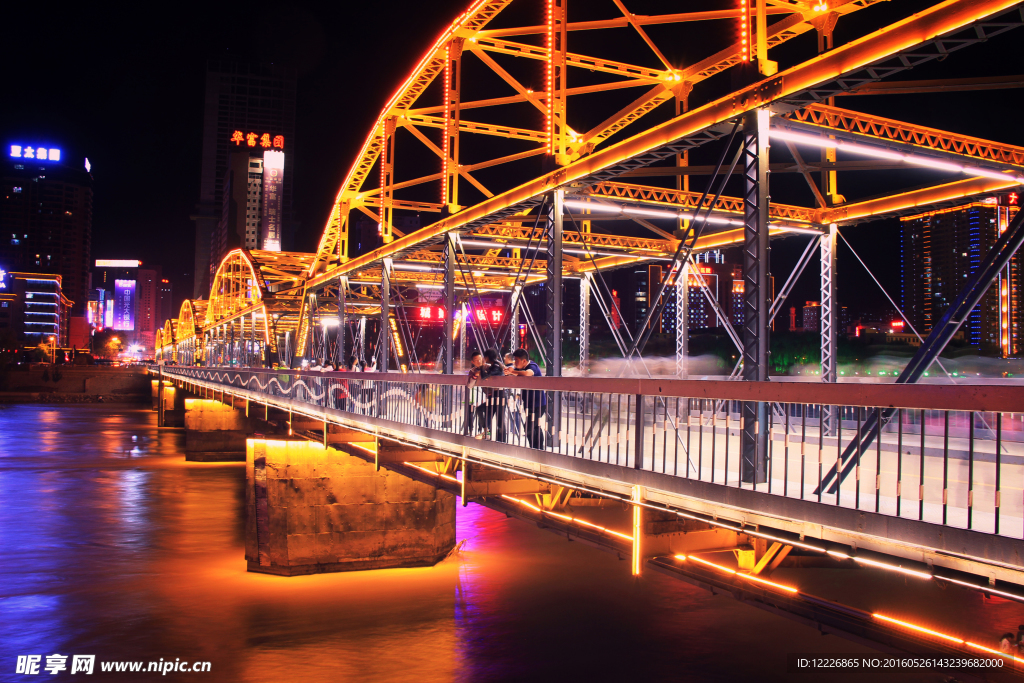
(158, 278, 174, 326)
(91, 260, 170, 357)
(0, 270, 71, 347)
(208, 148, 287, 282)
(193, 61, 296, 298)
(901, 199, 1020, 356)
(802, 301, 822, 331)
(632, 267, 649, 334)
(644, 262, 748, 334)
(1, 143, 92, 314)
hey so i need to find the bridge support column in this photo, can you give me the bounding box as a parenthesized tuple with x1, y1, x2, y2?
(675, 263, 689, 378)
(821, 222, 838, 434)
(546, 189, 564, 447)
(740, 109, 770, 485)
(510, 285, 521, 353)
(184, 398, 257, 461)
(246, 438, 456, 576)
(380, 258, 391, 372)
(579, 274, 590, 375)
(442, 234, 456, 374)
(152, 377, 186, 425)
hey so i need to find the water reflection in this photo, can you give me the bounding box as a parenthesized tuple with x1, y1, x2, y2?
(0, 404, 984, 682)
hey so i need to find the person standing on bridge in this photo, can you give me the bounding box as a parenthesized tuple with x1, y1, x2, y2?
(503, 353, 522, 441)
(467, 350, 486, 436)
(479, 348, 507, 442)
(506, 348, 545, 450)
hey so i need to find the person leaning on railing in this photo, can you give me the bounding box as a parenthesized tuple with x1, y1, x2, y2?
(479, 349, 507, 442)
(503, 352, 522, 441)
(505, 349, 545, 450)
(467, 350, 486, 436)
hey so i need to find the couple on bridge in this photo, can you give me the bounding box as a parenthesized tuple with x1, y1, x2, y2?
(467, 348, 546, 450)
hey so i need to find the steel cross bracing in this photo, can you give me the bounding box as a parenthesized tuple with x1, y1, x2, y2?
(306, 0, 891, 278)
(304, 0, 1024, 299)
(787, 102, 1024, 167)
(162, 1, 1024, 374)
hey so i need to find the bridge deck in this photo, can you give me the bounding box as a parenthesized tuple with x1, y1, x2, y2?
(160, 366, 1024, 586)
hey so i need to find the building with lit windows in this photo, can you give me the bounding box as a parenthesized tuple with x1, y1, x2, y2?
(802, 301, 821, 332)
(632, 267, 649, 334)
(901, 198, 1021, 356)
(639, 259, 762, 333)
(90, 260, 172, 357)
(208, 148, 287, 283)
(1, 143, 92, 314)
(193, 60, 296, 298)
(0, 270, 71, 347)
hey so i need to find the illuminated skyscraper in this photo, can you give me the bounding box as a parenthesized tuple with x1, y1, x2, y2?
(1, 144, 92, 314)
(900, 198, 1021, 356)
(193, 60, 296, 297)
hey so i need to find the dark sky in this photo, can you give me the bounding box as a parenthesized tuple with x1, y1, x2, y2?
(5, 0, 1022, 319)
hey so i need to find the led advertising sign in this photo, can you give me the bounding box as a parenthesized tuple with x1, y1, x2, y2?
(230, 131, 285, 149)
(417, 306, 504, 323)
(0, 267, 7, 290)
(261, 151, 284, 251)
(113, 279, 136, 331)
(96, 260, 141, 268)
(10, 145, 60, 161)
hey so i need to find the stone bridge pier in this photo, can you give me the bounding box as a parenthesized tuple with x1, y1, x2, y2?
(183, 398, 262, 461)
(246, 435, 456, 576)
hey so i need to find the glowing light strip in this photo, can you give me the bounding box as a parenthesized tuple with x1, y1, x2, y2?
(443, 44, 451, 205)
(826, 550, 933, 580)
(875, 613, 1024, 664)
(458, 238, 665, 256)
(562, 199, 821, 233)
(739, 0, 749, 62)
(546, 0, 554, 154)
(939, 575, 1024, 602)
(965, 640, 1024, 664)
(676, 555, 798, 593)
(770, 129, 1024, 184)
(500, 494, 633, 541)
(405, 461, 460, 484)
(873, 614, 965, 644)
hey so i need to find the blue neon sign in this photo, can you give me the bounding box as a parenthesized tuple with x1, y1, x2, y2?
(10, 145, 60, 161)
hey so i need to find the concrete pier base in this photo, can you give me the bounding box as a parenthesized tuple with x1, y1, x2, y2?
(151, 380, 185, 427)
(246, 438, 456, 576)
(184, 398, 254, 461)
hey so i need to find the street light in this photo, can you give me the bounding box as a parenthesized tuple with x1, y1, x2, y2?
(49, 336, 56, 365)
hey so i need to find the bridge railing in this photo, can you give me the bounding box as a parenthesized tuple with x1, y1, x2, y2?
(163, 366, 1024, 540)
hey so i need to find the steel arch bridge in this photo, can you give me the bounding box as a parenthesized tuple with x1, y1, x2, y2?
(161, 0, 1024, 376)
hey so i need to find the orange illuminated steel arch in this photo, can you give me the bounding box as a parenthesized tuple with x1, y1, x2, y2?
(205, 249, 317, 362)
(205, 249, 267, 327)
(306, 0, 887, 282)
(177, 299, 206, 341)
(155, 319, 177, 362)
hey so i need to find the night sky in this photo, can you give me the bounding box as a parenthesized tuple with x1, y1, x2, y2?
(5, 0, 1022, 321)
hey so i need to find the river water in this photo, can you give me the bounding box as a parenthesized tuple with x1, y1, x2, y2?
(0, 404, 1017, 682)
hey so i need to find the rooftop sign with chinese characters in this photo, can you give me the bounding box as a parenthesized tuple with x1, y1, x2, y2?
(230, 132, 285, 149)
(10, 145, 60, 161)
